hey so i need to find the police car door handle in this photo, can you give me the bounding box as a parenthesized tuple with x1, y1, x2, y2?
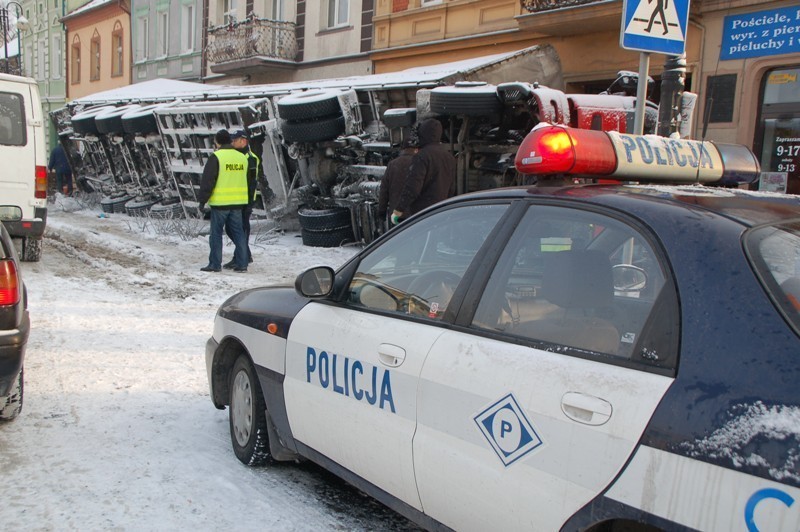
(560, 392, 613, 426)
(378, 343, 406, 367)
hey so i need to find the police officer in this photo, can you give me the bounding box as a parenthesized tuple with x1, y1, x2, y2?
(197, 129, 249, 273)
(224, 129, 259, 267)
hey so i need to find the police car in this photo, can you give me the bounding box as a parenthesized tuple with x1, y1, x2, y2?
(206, 125, 800, 531)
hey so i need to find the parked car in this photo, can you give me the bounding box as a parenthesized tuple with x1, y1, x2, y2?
(0, 219, 28, 421)
(205, 128, 799, 531)
(0, 73, 48, 262)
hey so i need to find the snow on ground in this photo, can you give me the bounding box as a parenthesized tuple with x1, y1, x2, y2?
(0, 197, 419, 530)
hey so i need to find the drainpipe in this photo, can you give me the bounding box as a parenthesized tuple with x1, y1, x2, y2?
(118, 0, 130, 84)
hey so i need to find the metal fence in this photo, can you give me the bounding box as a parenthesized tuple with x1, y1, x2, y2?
(521, 0, 609, 13)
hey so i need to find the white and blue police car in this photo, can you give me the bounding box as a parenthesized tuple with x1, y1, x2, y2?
(206, 124, 800, 531)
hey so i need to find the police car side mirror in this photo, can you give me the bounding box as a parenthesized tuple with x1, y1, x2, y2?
(295, 266, 334, 298)
(612, 264, 647, 294)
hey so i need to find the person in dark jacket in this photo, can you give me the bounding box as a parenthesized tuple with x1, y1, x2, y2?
(391, 118, 455, 224)
(48, 142, 73, 195)
(197, 129, 250, 273)
(378, 137, 418, 226)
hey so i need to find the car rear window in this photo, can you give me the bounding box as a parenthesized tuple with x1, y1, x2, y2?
(0, 92, 26, 146)
(745, 220, 800, 335)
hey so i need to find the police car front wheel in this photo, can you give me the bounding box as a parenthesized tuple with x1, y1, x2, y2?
(229, 355, 271, 466)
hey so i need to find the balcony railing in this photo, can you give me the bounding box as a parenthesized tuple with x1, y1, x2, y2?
(207, 16, 298, 65)
(521, 0, 610, 13)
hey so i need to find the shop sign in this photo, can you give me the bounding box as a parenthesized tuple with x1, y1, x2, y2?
(721, 6, 800, 60)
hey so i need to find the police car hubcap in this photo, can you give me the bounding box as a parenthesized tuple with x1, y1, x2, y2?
(231, 370, 253, 447)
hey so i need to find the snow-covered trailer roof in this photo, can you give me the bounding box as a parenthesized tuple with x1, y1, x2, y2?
(69, 44, 563, 106)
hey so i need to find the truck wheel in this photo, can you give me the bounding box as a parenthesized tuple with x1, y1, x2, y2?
(229, 354, 271, 466)
(0, 368, 23, 421)
(125, 198, 158, 217)
(297, 207, 351, 231)
(430, 85, 503, 116)
(277, 90, 342, 121)
(21, 237, 42, 262)
(301, 226, 355, 248)
(281, 115, 345, 144)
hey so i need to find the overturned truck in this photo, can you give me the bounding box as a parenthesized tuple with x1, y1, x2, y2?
(52, 45, 663, 246)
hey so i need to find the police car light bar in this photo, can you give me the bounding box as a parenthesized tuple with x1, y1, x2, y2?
(514, 124, 761, 185)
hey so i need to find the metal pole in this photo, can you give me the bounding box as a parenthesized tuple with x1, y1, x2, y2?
(1, 8, 8, 74)
(633, 52, 650, 135)
(657, 54, 687, 138)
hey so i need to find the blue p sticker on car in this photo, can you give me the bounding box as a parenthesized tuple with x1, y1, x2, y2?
(474, 393, 543, 466)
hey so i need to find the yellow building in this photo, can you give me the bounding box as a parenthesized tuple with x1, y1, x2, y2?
(62, 0, 131, 101)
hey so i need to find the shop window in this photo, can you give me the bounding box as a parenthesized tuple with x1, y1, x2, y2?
(755, 67, 800, 194)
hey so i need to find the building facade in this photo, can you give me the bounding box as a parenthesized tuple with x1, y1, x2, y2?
(204, 0, 373, 85)
(17, 0, 78, 150)
(61, 0, 131, 100)
(130, 0, 203, 83)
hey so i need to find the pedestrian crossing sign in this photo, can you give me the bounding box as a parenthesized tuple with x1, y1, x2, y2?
(621, 0, 690, 55)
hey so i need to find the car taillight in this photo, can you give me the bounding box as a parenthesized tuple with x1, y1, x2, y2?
(515, 125, 617, 176)
(35, 165, 48, 199)
(0, 259, 20, 306)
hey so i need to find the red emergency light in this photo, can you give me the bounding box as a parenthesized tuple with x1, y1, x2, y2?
(515, 125, 616, 176)
(514, 123, 761, 185)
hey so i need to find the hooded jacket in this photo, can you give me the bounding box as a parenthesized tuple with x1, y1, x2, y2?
(394, 118, 456, 217)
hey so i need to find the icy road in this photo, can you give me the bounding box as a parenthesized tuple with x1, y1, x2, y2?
(0, 199, 419, 531)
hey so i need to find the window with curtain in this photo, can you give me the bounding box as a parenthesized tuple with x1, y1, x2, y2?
(70, 37, 80, 84)
(90, 31, 100, 80)
(51, 35, 62, 79)
(157, 10, 168, 56)
(327, 0, 348, 28)
(136, 16, 149, 61)
(181, 4, 195, 52)
(112, 21, 123, 76)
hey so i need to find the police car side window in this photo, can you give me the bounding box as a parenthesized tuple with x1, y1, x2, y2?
(347, 204, 507, 319)
(471, 205, 676, 366)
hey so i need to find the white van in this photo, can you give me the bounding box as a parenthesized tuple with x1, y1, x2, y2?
(0, 73, 47, 262)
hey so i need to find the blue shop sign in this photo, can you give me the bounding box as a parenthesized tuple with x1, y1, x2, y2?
(721, 6, 800, 60)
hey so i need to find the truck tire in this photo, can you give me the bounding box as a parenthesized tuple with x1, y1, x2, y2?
(150, 201, 184, 219)
(277, 90, 342, 121)
(301, 226, 355, 248)
(297, 207, 351, 231)
(0, 368, 23, 421)
(430, 85, 503, 116)
(21, 237, 42, 262)
(96, 105, 140, 135)
(125, 198, 158, 217)
(281, 115, 346, 144)
(229, 354, 271, 466)
(122, 104, 163, 134)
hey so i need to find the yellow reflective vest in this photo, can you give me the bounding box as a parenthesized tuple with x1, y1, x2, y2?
(208, 149, 249, 207)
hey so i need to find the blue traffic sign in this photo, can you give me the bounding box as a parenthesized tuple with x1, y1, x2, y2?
(621, 0, 691, 55)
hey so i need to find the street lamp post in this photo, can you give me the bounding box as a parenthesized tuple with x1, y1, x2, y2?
(0, 1, 29, 75)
